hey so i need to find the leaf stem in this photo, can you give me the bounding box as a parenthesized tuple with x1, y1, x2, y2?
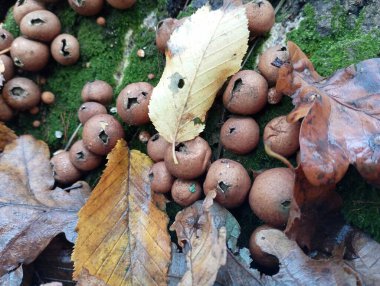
(0, 47, 11, 55)
(64, 123, 82, 151)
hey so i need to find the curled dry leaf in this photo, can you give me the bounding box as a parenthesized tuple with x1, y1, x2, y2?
(72, 140, 171, 286)
(0, 135, 90, 277)
(149, 1, 249, 163)
(277, 41, 380, 186)
(0, 122, 17, 152)
(170, 191, 232, 286)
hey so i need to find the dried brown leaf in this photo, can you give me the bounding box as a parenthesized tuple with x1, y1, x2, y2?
(0, 135, 90, 277)
(0, 122, 17, 152)
(72, 140, 171, 286)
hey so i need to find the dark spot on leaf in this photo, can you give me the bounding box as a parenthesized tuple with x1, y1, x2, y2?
(178, 78, 185, 89)
(98, 130, 109, 144)
(193, 117, 203, 125)
(217, 181, 231, 193)
(126, 97, 138, 109)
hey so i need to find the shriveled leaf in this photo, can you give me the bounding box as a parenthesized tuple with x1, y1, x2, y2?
(0, 135, 90, 277)
(0, 266, 23, 286)
(149, 1, 249, 161)
(277, 41, 380, 186)
(170, 192, 228, 286)
(72, 140, 171, 286)
(0, 122, 17, 151)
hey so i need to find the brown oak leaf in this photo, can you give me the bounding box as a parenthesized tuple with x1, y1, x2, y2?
(277, 41, 380, 187)
(0, 135, 90, 277)
(0, 122, 17, 152)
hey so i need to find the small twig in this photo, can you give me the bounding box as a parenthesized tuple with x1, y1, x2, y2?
(0, 47, 11, 55)
(64, 123, 82, 151)
(274, 0, 286, 14)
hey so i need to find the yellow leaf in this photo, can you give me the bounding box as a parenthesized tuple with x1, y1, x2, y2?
(149, 2, 249, 162)
(72, 140, 171, 286)
(0, 122, 17, 152)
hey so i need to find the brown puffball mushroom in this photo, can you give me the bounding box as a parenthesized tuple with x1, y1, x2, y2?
(20, 10, 61, 42)
(82, 114, 125, 155)
(69, 140, 103, 171)
(117, 82, 153, 126)
(51, 34, 80, 66)
(0, 96, 14, 122)
(149, 161, 174, 194)
(171, 179, 202, 207)
(106, 0, 136, 9)
(0, 28, 14, 51)
(147, 133, 169, 162)
(245, 0, 275, 36)
(10, 37, 49, 72)
(41, 91, 55, 105)
(96, 16, 106, 26)
(50, 151, 82, 184)
(156, 18, 185, 53)
(165, 136, 211, 180)
(2, 77, 41, 111)
(249, 168, 294, 228)
(223, 70, 268, 115)
(204, 159, 251, 208)
(0, 55, 15, 82)
(263, 115, 300, 157)
(68, 0, 104, 16)
(258, 45, 289, 86)
(29, 106, 39, 115)
(78, 102, 107, 124)
(81, 80, 113, 104)
(267, 87, 283, 104)
(249, 225, 280, 269)
(13, 0, 45, 25)
(220, 117, 259, 155)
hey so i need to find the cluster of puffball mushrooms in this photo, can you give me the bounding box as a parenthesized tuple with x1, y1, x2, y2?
(1, 0, 299, 270)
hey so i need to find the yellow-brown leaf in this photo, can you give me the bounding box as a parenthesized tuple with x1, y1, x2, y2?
(0, 122, 17, 152)
(72, 140, 171, 286)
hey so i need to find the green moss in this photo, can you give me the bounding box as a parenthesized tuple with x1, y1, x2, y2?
(287, 4, 380, 241)
(3, 10, 20, 36)
(287, 4, 380, 76)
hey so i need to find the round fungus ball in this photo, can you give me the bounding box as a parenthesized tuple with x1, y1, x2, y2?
(203, 159, 251, 208)
(156, 18, 184, 53)
(0, 55, 15, 82)
(263, 115, 300, 157)
(13, 0, 45, 25)
(10, 36, 49, 72)
(51, 34, 80, 66)
(164, 136, 211, 180)
(249, 168, 294, 228)
(117, 82, 153, 126)
(147, 133, 170, 162)
(149, 161, 174, 194)
(220, 116, 260, 155)
(81, 80, 113, 104)
(223, 70, 268, 115)
(245, 0, 275, 36)
(249, 225, 280, 269)
(0, 28, 14, 51)
(68, 0, 104, 16)
(78, 102, 107, 124)
(2, 77, 41, 111)
(69, 140, 103, 171)
(41, 91, 55, 105)
(20, 10, 61, 42)
(0, 96, 14, 122)
(106, 0, 136, 9)
(258, 45, 289, 86)
(82, 114, 125, 155)
(50, 151, 82, 185)
(171, 179, 202, 207)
